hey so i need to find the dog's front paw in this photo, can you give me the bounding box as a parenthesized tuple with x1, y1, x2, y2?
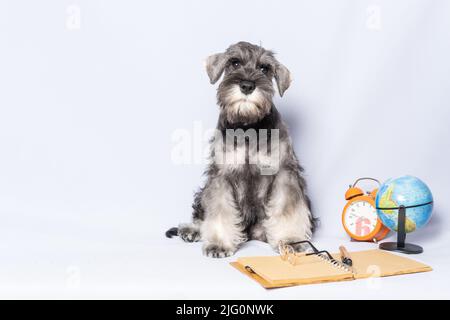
(203, 244, 235, 258)
(179, 225, 200, 243)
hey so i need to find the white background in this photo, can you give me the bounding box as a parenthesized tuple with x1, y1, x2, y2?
(1, 0, 449, 299)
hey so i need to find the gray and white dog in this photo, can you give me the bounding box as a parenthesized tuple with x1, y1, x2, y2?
(166, 42, 315, 258)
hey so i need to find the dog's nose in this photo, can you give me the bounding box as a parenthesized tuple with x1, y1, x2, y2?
(239, 80, 256, 95)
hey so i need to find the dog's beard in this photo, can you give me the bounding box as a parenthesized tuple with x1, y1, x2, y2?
(221, 85, 272, 125)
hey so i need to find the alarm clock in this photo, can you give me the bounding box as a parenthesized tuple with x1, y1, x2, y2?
(342, 177, 390, 242)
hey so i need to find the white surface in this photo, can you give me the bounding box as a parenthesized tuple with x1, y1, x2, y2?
(1, 0, 450, 299)
(1, 232, 449, 299)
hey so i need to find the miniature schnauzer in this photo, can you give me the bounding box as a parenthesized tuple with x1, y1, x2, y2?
(166, 41, 315, 258)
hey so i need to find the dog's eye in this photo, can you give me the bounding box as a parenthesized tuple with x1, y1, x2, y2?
(230, 59, 241, 69)
(259, 64, 270, 74)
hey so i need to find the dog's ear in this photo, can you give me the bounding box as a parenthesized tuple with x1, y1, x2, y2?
(274, 63, 292, 97)
(205, 53, 227, 84)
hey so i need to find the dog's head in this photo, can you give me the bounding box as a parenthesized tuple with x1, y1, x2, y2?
(205, 41, 291, 125)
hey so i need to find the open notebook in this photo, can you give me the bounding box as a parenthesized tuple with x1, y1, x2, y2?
(231, 249, 432, 288)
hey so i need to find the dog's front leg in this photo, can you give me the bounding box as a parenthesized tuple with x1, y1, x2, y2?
(263, 170, 313, 252)
(200, 177, 246, 258)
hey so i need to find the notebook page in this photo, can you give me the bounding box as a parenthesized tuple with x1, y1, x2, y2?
(237, 255, 353, 285)
(345, 249, 432, 279)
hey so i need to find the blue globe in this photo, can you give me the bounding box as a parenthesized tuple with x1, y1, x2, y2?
(375, 176, 433, 233)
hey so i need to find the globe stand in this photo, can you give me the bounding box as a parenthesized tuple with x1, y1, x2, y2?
(378, 205, 423, 254)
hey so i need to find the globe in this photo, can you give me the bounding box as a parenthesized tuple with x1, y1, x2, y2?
(375, 176, 433, 233)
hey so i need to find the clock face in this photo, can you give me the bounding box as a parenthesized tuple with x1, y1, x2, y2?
(343, 200, 378, 238)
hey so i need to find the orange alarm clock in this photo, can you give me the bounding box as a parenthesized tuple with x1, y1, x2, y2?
(342, 177, 390, 242)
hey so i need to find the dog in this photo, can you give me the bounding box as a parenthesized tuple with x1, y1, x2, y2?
(166, 41, 315, 258)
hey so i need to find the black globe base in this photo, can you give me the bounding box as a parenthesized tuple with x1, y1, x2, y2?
(379, 242, 423, 254)
(377, 205, 424, 255)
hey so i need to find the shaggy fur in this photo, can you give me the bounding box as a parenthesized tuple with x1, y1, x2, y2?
(166, 42, 315, 258)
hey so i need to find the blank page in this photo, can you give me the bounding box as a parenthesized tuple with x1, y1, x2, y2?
(237, 255, 353, 285)
(348, 249, 432, 279)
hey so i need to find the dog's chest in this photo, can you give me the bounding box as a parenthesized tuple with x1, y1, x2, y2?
(213, 141, 282, 175)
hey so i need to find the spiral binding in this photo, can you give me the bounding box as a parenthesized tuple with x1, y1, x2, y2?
(316, 252, 353, 273)
(278, 240, 354, 274)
